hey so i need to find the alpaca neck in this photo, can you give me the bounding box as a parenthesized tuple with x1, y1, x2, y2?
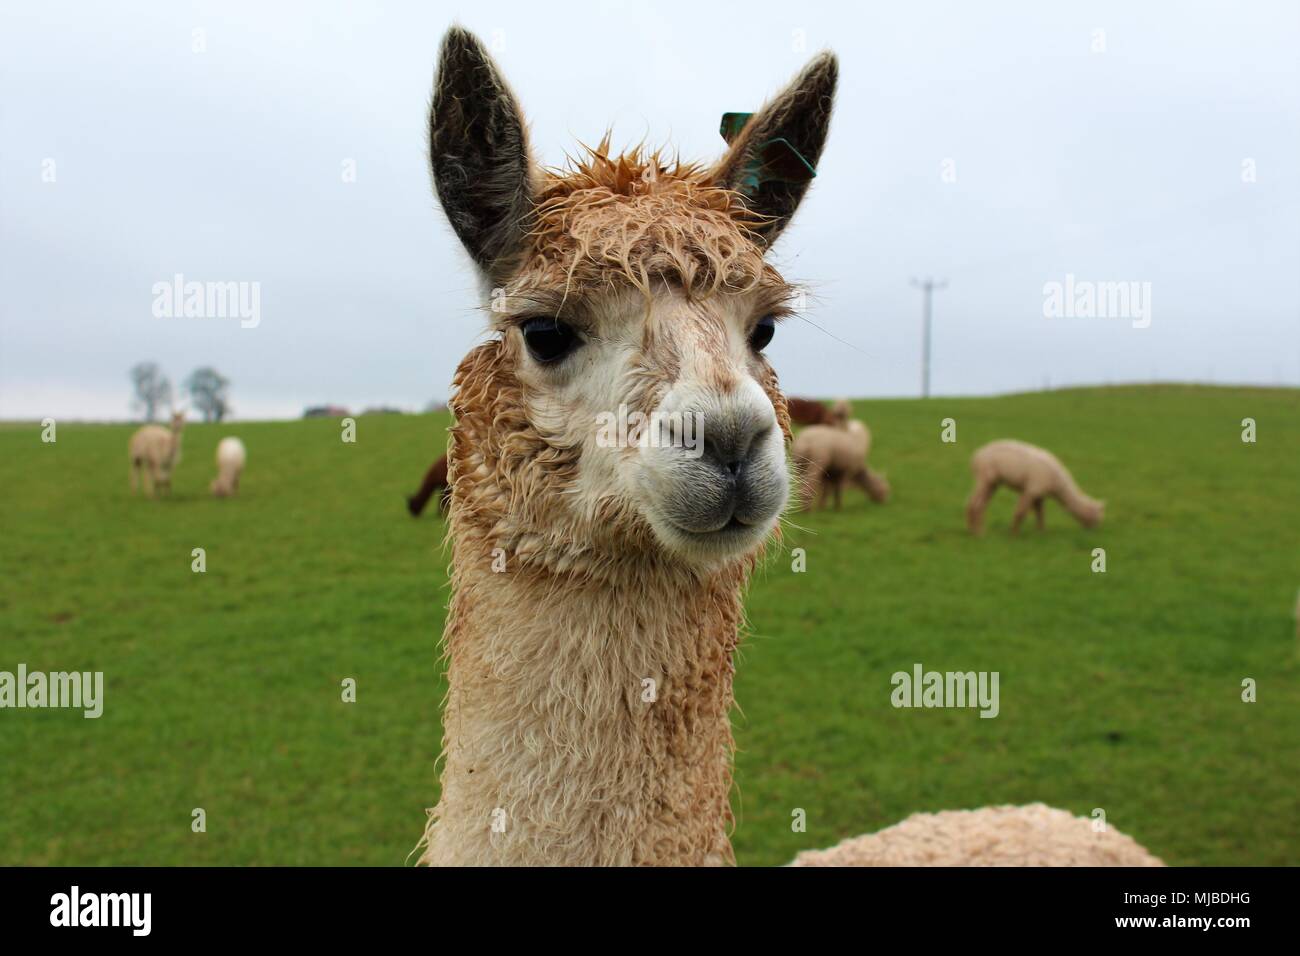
(1057, 481, 1096, 520)
(422, 545, 746, 866)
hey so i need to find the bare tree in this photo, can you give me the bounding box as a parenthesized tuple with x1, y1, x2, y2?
(184, 367, 231, 422)
(129, 362, 172, 422)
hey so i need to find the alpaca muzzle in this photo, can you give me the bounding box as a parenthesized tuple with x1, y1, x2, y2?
(637, 391, 789, 557)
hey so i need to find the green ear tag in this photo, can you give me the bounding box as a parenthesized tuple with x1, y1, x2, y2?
(719, 112, 817, 197)
(719, 112, 754, 145)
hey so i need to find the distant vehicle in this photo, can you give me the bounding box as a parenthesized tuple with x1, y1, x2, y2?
(302, 405, 351, 418)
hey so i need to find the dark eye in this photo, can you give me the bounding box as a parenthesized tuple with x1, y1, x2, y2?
(521, 317, 581, 364)
(749, 314, 776, 352)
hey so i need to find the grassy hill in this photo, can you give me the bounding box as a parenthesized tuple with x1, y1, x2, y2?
(1, 384, 1297, 865)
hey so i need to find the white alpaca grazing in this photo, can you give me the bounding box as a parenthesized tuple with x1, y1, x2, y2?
(966, 439, 1104, 535)
(792, 418, 890, 510)
(209, 437, 246, 497)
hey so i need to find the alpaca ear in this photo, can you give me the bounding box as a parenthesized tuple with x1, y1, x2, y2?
(714, 52, 838, 248)
(429, 27, 536, 279)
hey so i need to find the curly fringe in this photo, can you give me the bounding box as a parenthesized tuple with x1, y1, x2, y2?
(524, 135, 778, 300)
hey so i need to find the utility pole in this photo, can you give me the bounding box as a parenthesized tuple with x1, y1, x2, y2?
(911, 277, 948, 399)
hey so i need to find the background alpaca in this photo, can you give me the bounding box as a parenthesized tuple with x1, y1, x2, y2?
(966, 439, 1104, 534)
(128, 410, 185, 497)
(418, 28, 1157, 867)
(828, 397, 851, 426)
(406, 452, 449, 517)
(791, 804, 1160, 866)
(792, 418, 889, 509)
(209, 437, 246, 498)
(786, 396, 836, 426)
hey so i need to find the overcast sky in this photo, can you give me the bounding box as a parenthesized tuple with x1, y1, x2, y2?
(2, 0, 1297, 420)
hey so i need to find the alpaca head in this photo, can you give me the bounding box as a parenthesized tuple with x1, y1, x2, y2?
(1081, 498, 1105, 528)
(170, 410, 186, 432)
(430, 28, 837, 570)
(856, 467, 891, 503)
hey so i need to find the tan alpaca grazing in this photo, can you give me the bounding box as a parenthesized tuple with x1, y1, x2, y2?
(209, 436, 246, 497)
(417, 28, 1159, 867)
(792, 419, 890, 510)
(128, 410, 185, 497)
(966, 439, 1104, 535)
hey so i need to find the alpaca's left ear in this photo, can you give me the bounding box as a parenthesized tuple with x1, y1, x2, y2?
(714, 52, 838, 248)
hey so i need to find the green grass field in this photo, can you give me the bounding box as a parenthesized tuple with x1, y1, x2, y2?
(1, 385, 1297, 866)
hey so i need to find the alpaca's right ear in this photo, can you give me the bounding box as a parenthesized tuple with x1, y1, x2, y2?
(429, 27, 536, 279)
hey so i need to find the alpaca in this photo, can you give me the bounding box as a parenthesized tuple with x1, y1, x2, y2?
(209, 437, 246, 498)
(828, 397, 851, 426)
(406, 453, 450, 517)
(966, 439, 1104, 535)
(417, 28, 1158, 867)
(786, 396, 835, 426)
(128, 410, 185, 497)
(792, 418, 889, 510)
(790, 804, 1160, 866)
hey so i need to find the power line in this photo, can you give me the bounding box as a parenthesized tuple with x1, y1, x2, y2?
(910, 277, 947, 398)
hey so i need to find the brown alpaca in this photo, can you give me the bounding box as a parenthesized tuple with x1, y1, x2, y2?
(792, 419, 889, 510)
(786, 396, 835, 426)
(966, 439, 1104, 535)
(128, 410, 185, 497)
(417, 28, 1157, 867)
(406, 453, 449, 517)
(418, 27, 824, 866)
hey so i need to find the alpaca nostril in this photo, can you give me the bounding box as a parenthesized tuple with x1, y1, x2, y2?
(704, 421, 771, 473)
(702, 416, 769, 486)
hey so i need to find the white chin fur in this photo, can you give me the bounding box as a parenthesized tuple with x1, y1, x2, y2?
(643, 506, 782, 566)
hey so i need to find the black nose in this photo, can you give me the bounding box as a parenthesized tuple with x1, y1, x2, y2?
(703, 421, 770, 484)
(661, 408, 784, 535)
